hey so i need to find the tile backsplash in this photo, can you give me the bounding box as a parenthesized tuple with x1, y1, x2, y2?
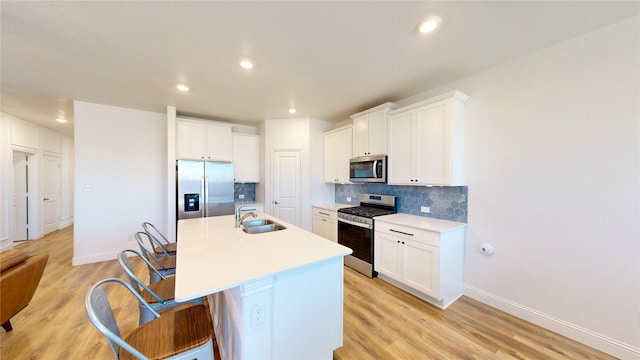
(335, 184, 468, 223)
(234, 183, 256, 203)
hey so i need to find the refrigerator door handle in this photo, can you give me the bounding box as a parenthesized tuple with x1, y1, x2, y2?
(202, 176, 208, 217)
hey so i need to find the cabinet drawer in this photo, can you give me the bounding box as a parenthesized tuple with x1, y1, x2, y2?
(375, 221, 439, 247)
(312, 207, 337, 220)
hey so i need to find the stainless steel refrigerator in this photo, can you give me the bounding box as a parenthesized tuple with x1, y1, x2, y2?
(177, 160, 235, 220)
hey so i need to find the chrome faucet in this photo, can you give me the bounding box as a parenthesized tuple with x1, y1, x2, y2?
(236, 206, 257, 228)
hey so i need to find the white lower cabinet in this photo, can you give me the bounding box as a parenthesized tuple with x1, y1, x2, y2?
(312, 207, 337, 242)
(374, 214, 466, 309)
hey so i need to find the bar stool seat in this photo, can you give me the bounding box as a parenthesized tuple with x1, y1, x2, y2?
(85, 278, 215, 360)
(119, 304, 213, 360)
(155, 242, 177, 256)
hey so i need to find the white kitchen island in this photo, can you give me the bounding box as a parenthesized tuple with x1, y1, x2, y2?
(175, 214, 352, 360)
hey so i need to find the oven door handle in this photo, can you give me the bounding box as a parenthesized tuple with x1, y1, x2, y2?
(338, 218, 372, 229)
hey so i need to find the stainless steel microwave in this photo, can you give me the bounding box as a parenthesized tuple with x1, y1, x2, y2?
(349, 155, 387, 183)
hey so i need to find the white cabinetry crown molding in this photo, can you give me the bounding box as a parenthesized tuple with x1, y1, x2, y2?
(390, 91, 469, 115)
(349, 102, 400, 119)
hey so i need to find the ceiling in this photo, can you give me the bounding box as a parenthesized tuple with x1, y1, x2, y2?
(2, 1, 638, 138)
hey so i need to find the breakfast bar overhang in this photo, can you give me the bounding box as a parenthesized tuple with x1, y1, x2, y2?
(175, 214, 352, 360)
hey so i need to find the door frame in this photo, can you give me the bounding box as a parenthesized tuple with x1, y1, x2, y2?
(10, 149, 37, 242)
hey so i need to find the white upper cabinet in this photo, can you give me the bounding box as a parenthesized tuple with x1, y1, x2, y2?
(351, 102, 398, 157)
(177, 119, 233, 161)
(324, 125, 352, 184)
(232, 133, 260, 183)
(388, 91, 468, 186)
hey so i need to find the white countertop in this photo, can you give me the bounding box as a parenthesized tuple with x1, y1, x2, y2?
(174, 213, 352, 302)
(374, 213, 467, 233)
(312, 203, 355, 212)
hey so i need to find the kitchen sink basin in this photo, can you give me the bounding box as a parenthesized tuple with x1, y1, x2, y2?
(242, 219, 276, 227)
(242, 223, 287, 234)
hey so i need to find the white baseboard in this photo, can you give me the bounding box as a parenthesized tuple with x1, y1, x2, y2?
(463, 285, 640, 359)
(0, 237, 13, 252)
(59, 216, 74, 229)
(72, 251, 119, 266)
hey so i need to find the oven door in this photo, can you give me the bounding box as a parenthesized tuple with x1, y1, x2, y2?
(337, 218, 372, 264)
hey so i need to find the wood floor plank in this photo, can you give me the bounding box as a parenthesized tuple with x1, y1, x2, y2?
(0, 226, 617, 360)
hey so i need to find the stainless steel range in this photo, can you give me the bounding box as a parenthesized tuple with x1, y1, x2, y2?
(337, 194, 396, 278)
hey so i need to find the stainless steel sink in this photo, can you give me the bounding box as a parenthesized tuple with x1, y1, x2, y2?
(242, 219, 276, 227)
(242, 223, 287, 234)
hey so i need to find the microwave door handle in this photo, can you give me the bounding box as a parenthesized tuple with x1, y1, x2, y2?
(372, 160, 378, 178)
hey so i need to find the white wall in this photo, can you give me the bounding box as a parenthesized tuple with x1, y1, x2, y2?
(398, 16, 639, 357)
(73, 101, 167, 265)
(264, 118, 334, 231)
(0, 115, 10, 250)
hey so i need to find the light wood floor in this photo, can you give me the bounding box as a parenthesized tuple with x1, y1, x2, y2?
(1, 227, 615, 359)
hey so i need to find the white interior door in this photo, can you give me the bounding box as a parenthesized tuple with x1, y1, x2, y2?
(271, 150, 301, 226)
(11, 152, 29, 241)
(43, 155, 60, 235)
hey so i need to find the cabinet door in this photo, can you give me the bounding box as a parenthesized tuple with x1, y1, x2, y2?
(352, 115, 369, 156)
(324, 218, 337, 242)
(367, 109, 386, 155)
(232, 133, 259, 182)
(324, 127, 352, 183)
(177, 121, 207, 160)
(416, 102, 448, 185)
(312, 215, 324, 237)
(313, 215, 337, 242)
(387, 112, 415, 185)
(403, 240, 439, 299)
(374, 233, 402, 281)
(324, 132, 339, 183)
(206, 124, 232, 161)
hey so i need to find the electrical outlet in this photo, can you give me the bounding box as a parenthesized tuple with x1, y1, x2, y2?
(239, 194, 245, 199)
(251, 304, 265, 327)
(347, 197, 352, 202)
(420, 206, 430, 213)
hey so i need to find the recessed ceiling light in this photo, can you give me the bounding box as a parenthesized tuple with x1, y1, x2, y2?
(288, 108, 297, 114)
(418, 16, 441, 34)
(177, 84, 190, 92)
(56, 118, 67, 123)
(240, 59, 254, 69)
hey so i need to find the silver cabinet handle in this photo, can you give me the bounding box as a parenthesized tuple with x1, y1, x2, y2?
(390, 228, 414, 236)
(319, 212, 330, 216)
(43, 198, 49, 201)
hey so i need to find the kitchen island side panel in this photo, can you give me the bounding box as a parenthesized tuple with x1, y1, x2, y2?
(210, 256, 345, 360)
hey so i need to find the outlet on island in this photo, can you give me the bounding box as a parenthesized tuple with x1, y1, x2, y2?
(251, 303, 265, 327)
(420, 206, 430, 213)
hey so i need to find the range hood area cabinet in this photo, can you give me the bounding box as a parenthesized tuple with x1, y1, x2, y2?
(323, 125, 353, 184)
(350, 102, 399, 157)
(177, 118, 234, 162)
(387, 91, 469, 186)
(232, 133, 260, 183)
